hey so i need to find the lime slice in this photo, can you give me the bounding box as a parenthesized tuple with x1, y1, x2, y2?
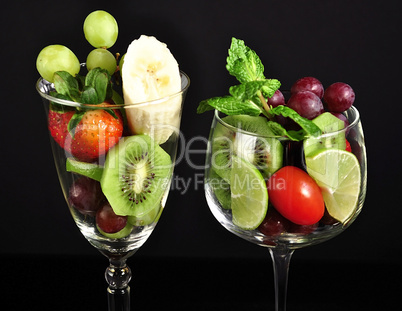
(230, 156, 268, 230)
(305, 148, 361, 223)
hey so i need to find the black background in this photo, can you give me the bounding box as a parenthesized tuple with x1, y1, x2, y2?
(1, 0, 401, 310)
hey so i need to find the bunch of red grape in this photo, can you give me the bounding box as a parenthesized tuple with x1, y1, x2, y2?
(268, 76, 355, 120)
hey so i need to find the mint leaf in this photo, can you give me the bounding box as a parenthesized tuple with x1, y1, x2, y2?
(197, 99, 215, 114)
(76, 74, 86, 90)
(105, 109, 118, 119)
(81, 86, 99, 105)
(85, 67, 100, 87)
(267, 121, 306, 141)
(49, 91, 72, 102)
(85, 68, 112, 104)
(68, 111, 85, 137)
(229, 79, 280, 101)
(53, 71, 80, 100)
(261, 79, 282, 98)
(94, 70, 112, 103)
(269, 105, 322, 137)
(226, 38, 265, 83)
(198, 96, 262, 116)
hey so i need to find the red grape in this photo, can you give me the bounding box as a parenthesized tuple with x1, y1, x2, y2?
(268, 89, 285, 108)
(319, 209, 340, 226)
(291, 76, 324, 98)
(68, 177, 104, 215)
(323, 82, 355, 112)
(330, 112, 349, 128)
(96, 202, 127, 233)
(288, 222, 318, 235)
(287, 91, 324, 120)
(258, 208, 290, 236)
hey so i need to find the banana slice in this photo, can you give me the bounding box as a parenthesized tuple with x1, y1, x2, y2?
(122, 35, 182, 144)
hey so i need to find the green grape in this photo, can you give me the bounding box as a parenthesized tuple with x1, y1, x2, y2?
(86, 48, 117, 75)
(36, 45, 80, 82)
(83, 10, 118, 48)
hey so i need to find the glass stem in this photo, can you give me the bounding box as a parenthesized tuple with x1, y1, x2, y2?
(105, 258, 132, 311)
(269, 247, 294, 311)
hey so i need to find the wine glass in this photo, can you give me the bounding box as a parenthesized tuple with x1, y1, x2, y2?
(36, 71, 189, 311)
(204, 107, 366, 310)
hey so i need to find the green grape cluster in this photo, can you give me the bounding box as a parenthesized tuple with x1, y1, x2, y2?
(36, 10, 119, 82)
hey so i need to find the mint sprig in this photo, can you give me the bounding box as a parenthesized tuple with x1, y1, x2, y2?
(198, 38, 280, 117)
(53, 67, 113, 105)
(197, 37, 322, 141)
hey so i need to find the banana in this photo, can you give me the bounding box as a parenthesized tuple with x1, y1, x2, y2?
(122, 35, 182, 144)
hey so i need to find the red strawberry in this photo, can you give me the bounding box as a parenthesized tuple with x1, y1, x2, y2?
(66, 109, 124, 162)
(48, 107, 124, 162)
(48, 109, 75, 152)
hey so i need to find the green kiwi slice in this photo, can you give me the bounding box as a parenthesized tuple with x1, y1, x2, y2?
(252, 136, 283, 178)
(303, 112, 346, 157)
(211, 115, 283, 182)
(128, 203, 163, 226)
(97, 223, 133, 239)
(101, 135, 172, 217)
(66, 158, 103, 181)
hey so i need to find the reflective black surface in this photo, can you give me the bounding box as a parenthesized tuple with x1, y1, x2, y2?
(2, 255, 399, 310)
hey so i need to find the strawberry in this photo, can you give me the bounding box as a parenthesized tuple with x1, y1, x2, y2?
(48, 108, 75, 151)
(48, 106, 124, 162)
(67, 109, 124, 162)
(47, 68, 124, 162)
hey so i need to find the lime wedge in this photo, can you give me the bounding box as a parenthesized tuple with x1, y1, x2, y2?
(230, 156, 268, 230)
(305, 149, 361, 223)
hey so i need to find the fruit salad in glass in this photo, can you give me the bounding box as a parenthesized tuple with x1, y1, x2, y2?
(199, 38, 366, 310)
(36, 10, 189, 311)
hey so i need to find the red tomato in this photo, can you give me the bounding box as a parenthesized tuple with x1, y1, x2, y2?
(267, 166, 324, 225)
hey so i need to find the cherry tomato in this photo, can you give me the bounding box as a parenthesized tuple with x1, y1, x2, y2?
(267, 166, 324, 225)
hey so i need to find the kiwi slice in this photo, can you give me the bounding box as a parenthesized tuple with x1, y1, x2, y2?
(211, 115, 283, 181)
(252, 136, 283, 178)
(101, 135, 172, 217)
(97, 223, 133, 239)
(128, 203, 162, 226)
(223, 115, 275, 135)
(66, 158, 103, 181)
(303, 112, 346, 157)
